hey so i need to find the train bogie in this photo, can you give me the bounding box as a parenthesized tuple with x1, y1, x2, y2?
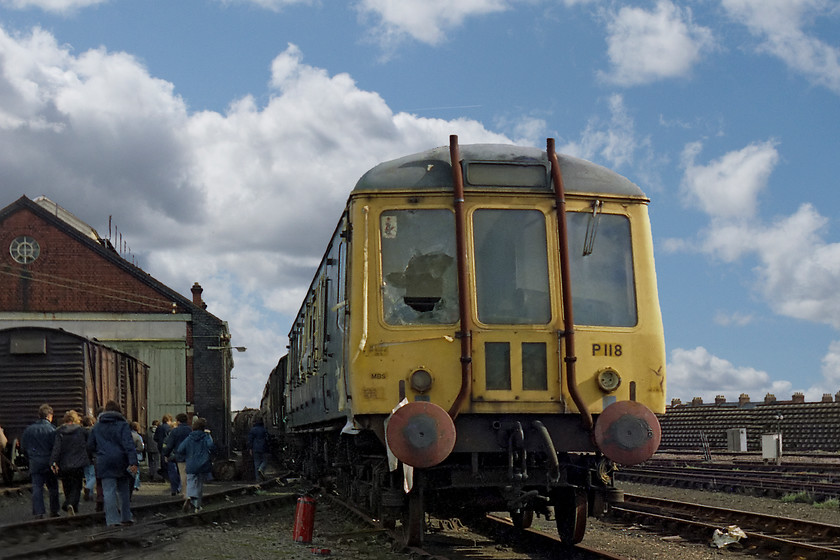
(271, 137, 666, 546)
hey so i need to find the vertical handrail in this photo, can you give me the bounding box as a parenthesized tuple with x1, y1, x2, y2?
(548, 138, 593, 432)
(448, 134, 473, 420)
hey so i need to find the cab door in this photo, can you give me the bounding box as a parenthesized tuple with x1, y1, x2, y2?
(469, 205, 564, 408)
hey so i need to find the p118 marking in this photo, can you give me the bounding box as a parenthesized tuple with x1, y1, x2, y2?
(592, 343, 622, 357)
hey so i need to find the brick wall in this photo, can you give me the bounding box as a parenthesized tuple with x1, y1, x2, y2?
(1, 209, 177, 314)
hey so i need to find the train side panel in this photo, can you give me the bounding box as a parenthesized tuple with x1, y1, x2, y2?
(285, 215, 350, 430)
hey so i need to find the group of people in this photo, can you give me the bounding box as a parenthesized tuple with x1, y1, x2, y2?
(18, 403, 215, 525)
(150, 412, 216, 512)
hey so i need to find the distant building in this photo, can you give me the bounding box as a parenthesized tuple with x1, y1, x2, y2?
(661, 392, 840, 453)
(0, 195, 235, 455)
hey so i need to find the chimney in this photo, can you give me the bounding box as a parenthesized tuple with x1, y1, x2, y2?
(670, 398, 682, 407)
(738, 393, 750, 406)
(191, 282, 207, 310)
(823, 393, 833, 403)
(764, 393, 776, 404)
(835, 391, 840, 403)
(792, 392, 805, 403)
(715, 395, 726, 405)
(691, 397, 703, 407)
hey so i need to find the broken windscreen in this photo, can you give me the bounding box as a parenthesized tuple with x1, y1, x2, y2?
(380, 209, 459, 325)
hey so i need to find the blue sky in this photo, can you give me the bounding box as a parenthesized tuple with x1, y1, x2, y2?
(1, 0, 838, 411)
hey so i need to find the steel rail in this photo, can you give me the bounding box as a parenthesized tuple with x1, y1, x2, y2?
(0, 480, 291, 557)
(617, 466, 840, 498)
(614, 493, 840, 559)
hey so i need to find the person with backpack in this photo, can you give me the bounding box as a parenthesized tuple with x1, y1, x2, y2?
(176, 417, 215, 512)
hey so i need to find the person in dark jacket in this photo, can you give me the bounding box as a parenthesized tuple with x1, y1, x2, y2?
(176, 417, 215, 512)
(87, 401, 138, 526)
(155, 414, 172, 480)
(155, 414, 175, 493)
(247, 417, 268, 480)
(146, 420, 160, 482)
(21, 403, 59, 518)
(81, 415, 96, 501)
(50, 410, 89, 516)
(163, 413, 191, 499)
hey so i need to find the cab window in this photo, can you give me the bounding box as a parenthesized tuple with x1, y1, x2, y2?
(380, 209, 458, 325)
(567, 212, 637, 327)
(473, 209, 551, 324)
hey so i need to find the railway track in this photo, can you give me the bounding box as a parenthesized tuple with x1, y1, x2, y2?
(617, 464, 840, 499)
(612, 493, 840, 559)
(1, 480, 295, 558)
(326, 492, 634, 560)
(0, 477, 630, 560)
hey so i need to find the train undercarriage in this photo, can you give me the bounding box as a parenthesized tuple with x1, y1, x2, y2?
(286, 419, 621, 547)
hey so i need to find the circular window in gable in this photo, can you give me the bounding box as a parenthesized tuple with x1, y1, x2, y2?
(10, 236, 40, 264)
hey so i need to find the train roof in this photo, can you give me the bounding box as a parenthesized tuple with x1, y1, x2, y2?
(352, 143, 646, 198)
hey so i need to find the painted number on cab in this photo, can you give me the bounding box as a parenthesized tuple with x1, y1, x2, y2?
(592, 343, 622, 357)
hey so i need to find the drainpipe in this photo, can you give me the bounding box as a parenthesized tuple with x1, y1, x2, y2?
(448, 134, 473, 420)
(548, 139, 593, 432)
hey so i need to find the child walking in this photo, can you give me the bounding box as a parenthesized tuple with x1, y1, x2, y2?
(176, 417, 215, 512)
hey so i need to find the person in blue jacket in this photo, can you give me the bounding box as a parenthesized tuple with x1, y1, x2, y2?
(163, 413, 192, 499)
(21, 403, 59, 518)
(247, 417, 268, 481)
(177, 417, 215, 512)
(87, 401, 138, 526)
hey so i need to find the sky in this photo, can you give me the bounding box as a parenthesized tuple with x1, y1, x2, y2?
(0, 0, 839, 412)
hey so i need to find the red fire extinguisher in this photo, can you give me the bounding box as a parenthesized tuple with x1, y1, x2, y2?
(292, 495, 316, 543)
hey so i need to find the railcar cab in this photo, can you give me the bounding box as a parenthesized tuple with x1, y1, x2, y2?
(286, 137, 665, 547)
(349, 140, 664, 421)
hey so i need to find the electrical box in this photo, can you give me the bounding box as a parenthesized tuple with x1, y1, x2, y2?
(726, 428, 747, 452)
(761, 433, 782, 461)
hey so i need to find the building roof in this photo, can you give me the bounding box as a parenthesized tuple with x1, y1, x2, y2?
(0, 195, 223, 323)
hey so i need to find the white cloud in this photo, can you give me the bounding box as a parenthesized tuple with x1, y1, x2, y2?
(714, 311, 754, 326)
(215, 0, 313, 11)
(722, 0, 840, 94)
(677, 140, 840, 329)
(0, 0, 107, 12)
(0, 27, 510, 408)
(666, 346, 791, 402)
(355, 0, 511, 46)
(559, 94, 644, 169)
(820, 341, 840, 388)
(672, 138, 840, 403)
(680, 140, 779, 220)
(600, 0, 715, 86)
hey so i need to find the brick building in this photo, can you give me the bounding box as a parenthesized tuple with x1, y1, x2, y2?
(0, 195, 235, 456)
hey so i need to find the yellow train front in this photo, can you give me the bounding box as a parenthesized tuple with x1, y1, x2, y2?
(283, 137, 666, 546)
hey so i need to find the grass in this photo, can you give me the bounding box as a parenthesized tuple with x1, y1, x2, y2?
(780, 491, 813, 504)
(815, 498, 839, 509)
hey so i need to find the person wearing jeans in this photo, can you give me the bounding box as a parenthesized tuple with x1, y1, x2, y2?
(87, 401, 138, 526)
(21, 404, 59, 518)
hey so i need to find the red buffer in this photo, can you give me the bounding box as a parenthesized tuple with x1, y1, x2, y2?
(385, 401, 456, 468)
(593, 400, 661, 466)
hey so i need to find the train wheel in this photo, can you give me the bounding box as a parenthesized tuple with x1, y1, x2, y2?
(553, 487, 587, 545)
(510, 508, 534, 530)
